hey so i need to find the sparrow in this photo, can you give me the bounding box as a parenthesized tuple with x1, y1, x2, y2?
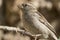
(18, 3, 57, 40)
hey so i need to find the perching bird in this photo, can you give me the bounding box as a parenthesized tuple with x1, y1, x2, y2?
(18, 3, 57, 40)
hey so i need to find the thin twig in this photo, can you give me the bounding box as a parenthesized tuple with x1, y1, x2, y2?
(0, 26, 42, 39)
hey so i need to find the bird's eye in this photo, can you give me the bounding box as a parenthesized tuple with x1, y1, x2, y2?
(22, 4, 28, 7)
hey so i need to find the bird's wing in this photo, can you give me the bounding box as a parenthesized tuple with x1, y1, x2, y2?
(34, 11, 56, 34)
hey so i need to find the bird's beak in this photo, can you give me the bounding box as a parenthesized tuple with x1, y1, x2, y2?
(17, 4, 24, 10)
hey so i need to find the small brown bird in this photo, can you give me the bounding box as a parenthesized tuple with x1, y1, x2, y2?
(18, 3, 57, 40)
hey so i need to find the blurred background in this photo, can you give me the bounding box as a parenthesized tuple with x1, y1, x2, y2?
(0, 0, 60, 40)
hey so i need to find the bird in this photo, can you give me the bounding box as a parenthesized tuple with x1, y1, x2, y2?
(18, 3, 58, 40)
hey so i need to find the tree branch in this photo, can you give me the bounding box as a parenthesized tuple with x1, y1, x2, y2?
(0, 26, 42, 39)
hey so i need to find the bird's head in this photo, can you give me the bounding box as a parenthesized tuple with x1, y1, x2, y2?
(18, 3, 36, 12)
